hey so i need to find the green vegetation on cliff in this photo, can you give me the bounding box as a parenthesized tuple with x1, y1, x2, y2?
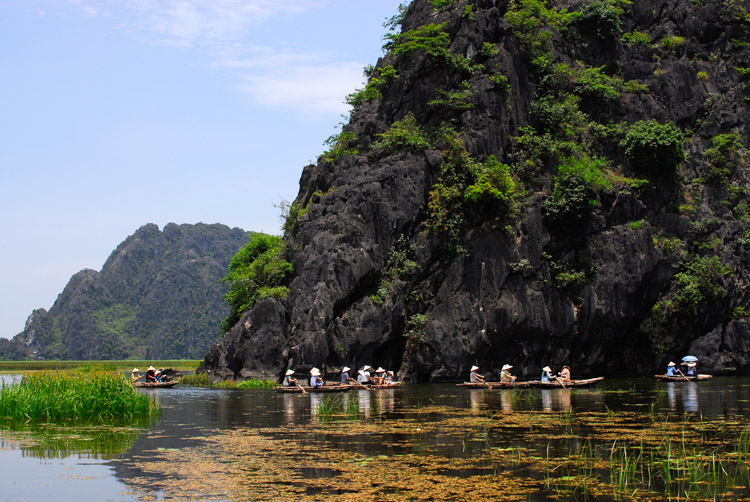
(221, 234, 293, 332)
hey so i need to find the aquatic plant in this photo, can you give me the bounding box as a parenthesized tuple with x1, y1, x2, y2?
(180, 373, 275, 389)
(0, 371, 157, 423)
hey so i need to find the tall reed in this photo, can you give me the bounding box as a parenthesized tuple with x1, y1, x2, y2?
(0, 371, 157, 423)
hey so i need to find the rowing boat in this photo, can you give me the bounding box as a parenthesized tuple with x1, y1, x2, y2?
(527, 377, 604, 388)
(275, 384, 354, 393)
(368, 382, 402, 389)
(133, 380, 179, 388)
(457, 381, 533, 389)
(655, 374, 713, 382)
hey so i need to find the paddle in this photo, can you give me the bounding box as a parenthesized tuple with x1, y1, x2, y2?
(296, 381, 306, 394)
(557, 377, 567, 389)
(676, 368, 690, 382)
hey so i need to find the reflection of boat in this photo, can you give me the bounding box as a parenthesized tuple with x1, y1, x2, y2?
(655, 374, 713, 382)
(457, 381, 533, 389)
(528, 377, 604, 388)
(133, 381, 179, 388)
(275, 384, 354, 393)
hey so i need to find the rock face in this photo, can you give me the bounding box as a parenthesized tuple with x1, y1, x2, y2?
(1, 223, 251, 360)
(201, 0, 750, 382)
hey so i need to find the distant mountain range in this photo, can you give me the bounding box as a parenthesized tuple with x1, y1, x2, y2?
(0, 223, 252, 360)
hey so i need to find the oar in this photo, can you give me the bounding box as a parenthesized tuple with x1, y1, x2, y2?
(296, 381, 307, 394)
(557, 377, 567, 389)
(676, 368, 690, 382)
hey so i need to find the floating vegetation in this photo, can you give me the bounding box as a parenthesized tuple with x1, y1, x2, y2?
(120, 399, 750, 502)
(0, 370, 157, 423)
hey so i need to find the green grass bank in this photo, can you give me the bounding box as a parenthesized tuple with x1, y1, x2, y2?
(0, 370, 159, 423)
(0, 360, 201, 373)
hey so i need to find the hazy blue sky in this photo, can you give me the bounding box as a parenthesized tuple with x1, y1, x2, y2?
(0, 0, 406, 339)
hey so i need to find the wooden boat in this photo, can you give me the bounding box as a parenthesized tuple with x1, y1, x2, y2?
(133, 380, 179, 388)
(527, 377, 604, 388)
(275, 384, 354, 393)
(457, 381, 533, 389)
(367, 382, 402, 389)
(655, 374, 713, 382)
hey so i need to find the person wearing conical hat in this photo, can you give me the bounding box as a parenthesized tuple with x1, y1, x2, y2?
(130, 368, 142, 383)
(666, 361, 678, 377)
(384, 370, 395, 385)
(500, 364, 516, 383)
(361, 365, 372, 384)
(557, 366, 571, 382)
(146, 366, 157, 382)
(356, 369, 368, 385)
(341, 367, 354, 385)
(309, 367, 324, 387)
(469, 365, 485, 383)
(283, 369, 298, 387)
(373, 367, 386, 385)
(541, 366, 555, 383)
(686, 362, 697, 376)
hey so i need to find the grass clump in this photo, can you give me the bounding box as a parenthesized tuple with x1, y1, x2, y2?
(0, 371, 156, 423)
(180, 373, 276, 389)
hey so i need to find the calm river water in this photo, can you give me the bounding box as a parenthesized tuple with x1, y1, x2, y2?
(2, 376, 750, 501)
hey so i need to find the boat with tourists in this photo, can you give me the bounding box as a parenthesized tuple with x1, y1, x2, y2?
(458, 377, 604, 389)
(133, 380, 180, 388)
(275, 384, 354, 393)
(457, 381, 534, 389)
(655, 374, 713, 382)
(368, 382, 402, 389)
(528, 377, 604, 388)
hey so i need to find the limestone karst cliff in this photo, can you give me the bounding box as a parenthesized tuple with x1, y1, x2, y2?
(201, 0, 750, 382)
(0, 223, 252, 360)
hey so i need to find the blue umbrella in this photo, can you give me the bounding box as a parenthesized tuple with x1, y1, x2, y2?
(682, 355, 699, 362)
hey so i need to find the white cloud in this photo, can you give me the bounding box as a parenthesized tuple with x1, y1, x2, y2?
(68, 0, 321, 47)
(63, 0, 363, 117)
(237, 60, 364, 117)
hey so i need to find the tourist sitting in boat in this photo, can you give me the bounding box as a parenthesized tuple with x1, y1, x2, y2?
(282, 369, 298, 387)
(341, 367, 354, 385)
(145, 366, 157, 382)
(541, 366, 555, 383)
(357, 370, 370, 385)
(558, 366, 571, 382)
(310, 368, 324, 387)
(666, 362, 678, 377)
(362, 365, 373, 383)
(154, 370, 163, 383)
(130, 368, 142, 383)
(469, 365, 485, 383)
(500, 364, 516, 383)
(385, 371, 395, 384)
(686, 362, 697, 376)
(373, 367, 386, 384)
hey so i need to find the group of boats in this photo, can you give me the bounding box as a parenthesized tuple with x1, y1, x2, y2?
(275, 382, 403, 393)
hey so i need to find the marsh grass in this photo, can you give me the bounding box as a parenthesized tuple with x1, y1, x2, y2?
(0, 370, 157, 423)
(0, 360, 200, 373)
(179, 372, 276, 389)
